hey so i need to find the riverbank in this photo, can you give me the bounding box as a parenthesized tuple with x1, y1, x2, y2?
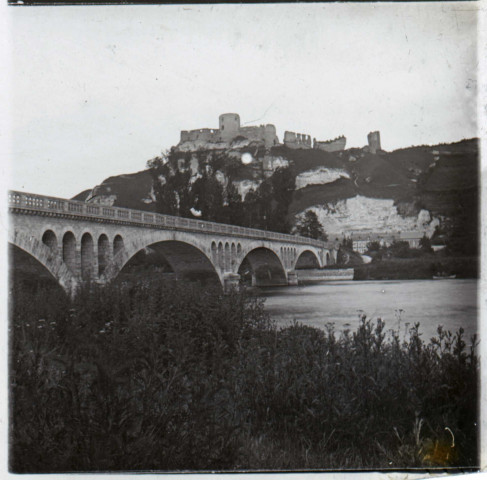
(297, 268, 354, 282)
(353, 256, 478, 281)
(10, 279, 478, 472)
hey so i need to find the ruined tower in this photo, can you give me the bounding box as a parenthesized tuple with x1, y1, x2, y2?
(367, 131, 381, 154)
(264, 124, 278, 148)
(219, 113, 240, 142)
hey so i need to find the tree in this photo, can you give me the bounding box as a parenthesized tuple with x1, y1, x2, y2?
(148, 151, 203, 219)
(146, 152, 299, 234)
(419, 234, 433, 254)
(341, 236, 353, 250)
(296, 211, 327, 240)
(146, 155, 178, 215)
(242, 189, 260, 228)
(170, 169, 193, 217)
(255, 179, 273, 230)
(191, 173, 225, 222)
(389, 240, 411, 258)
(366, 241, 382, 254)
(268, 167, 296, 233)
(223, 182, 244, 226)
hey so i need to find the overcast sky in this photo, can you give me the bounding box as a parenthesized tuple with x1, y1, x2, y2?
(7, 2, 478, 198)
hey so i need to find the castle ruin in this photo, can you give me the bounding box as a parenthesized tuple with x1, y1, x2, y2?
(313, 135, 347, 152)
(283, 131, 312, 149)
(180, 113, 279, 149)
(178, 112, 380, 155)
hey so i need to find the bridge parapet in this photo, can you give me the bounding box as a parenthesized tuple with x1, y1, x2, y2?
(8, 190, 330, 248)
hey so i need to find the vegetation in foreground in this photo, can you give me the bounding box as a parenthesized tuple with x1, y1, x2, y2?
(10, 280, 478, 472)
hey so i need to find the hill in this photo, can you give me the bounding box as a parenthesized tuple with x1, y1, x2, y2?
(74, 138, 478, 243)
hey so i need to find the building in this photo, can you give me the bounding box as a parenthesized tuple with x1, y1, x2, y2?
(367, 131, 381, 154)
(313, 135, 347, 152)
(178, 112, 380, 156)
(179, 113, 279, 149)
(399, 231, 426, 249)
(283, 131, 312, 149)
(349, 232, 396, 254)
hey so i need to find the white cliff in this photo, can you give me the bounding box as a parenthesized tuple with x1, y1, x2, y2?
(295, 167, 350, 189)
(305, 195, 440, 237)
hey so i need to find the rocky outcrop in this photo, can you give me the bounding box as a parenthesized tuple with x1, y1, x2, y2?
(295, 167, 350, 189)
(78, 170, 156, 211)
(306, 196, 440, 238)
(233, 180, 261, 200)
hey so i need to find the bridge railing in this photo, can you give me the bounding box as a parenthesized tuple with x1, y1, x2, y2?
(8, 190, 329, 248)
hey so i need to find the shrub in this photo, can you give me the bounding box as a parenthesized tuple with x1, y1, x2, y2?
(366, 240, 382, 254)
(389, 240, 412, 258)
(419, 235, 434, 254)
(10, 280, 478, 472)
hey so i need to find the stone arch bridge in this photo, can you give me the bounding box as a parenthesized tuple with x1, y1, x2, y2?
(8, 191, 337, 294)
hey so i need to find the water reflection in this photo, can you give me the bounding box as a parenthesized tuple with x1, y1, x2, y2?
(256, 279, 478, 343)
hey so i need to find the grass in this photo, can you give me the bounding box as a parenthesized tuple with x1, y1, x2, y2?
(9, 279, 479, 472)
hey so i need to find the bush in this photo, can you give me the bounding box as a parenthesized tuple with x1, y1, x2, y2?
(10, 280, 478, 471)
(419, 235, 434, 254)
(354, 256, 478, 280)
(389, 240, 412, 258)
(366, 240, 382, 254)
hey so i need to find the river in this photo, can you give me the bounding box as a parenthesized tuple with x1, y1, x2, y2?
(256, 279, 478, 343)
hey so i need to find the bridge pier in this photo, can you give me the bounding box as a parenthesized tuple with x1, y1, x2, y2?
(74, 246, 82, 278)
(223, 273, 240, 293)
(287, 270, 298, 286)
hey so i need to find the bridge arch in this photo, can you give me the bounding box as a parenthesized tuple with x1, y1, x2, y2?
(231, 243, 236, 270)
(9, 230, 78, 293)
(224, 243, 230, 272)
(81, 233, 94, 281)
(114, 234, 124, 256)
(100, 230, 223, 287)
(42, 229, 58, 253)
(98, 234, 110, 276)
(295, 249, 321, 270)
(115, 240, 220, 286)
(9, 244, 68, 296)
(62, 231, 77, 274)
(217, 242, 224, 271)
(238, 246, 287, 286)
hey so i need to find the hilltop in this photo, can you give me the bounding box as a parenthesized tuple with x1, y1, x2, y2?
(75, 133, 477, 246)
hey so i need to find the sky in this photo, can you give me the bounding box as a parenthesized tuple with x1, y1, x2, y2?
(5, 2, 479, 198)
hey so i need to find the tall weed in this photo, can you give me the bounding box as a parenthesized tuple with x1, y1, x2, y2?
(10, 279, 478, 471)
